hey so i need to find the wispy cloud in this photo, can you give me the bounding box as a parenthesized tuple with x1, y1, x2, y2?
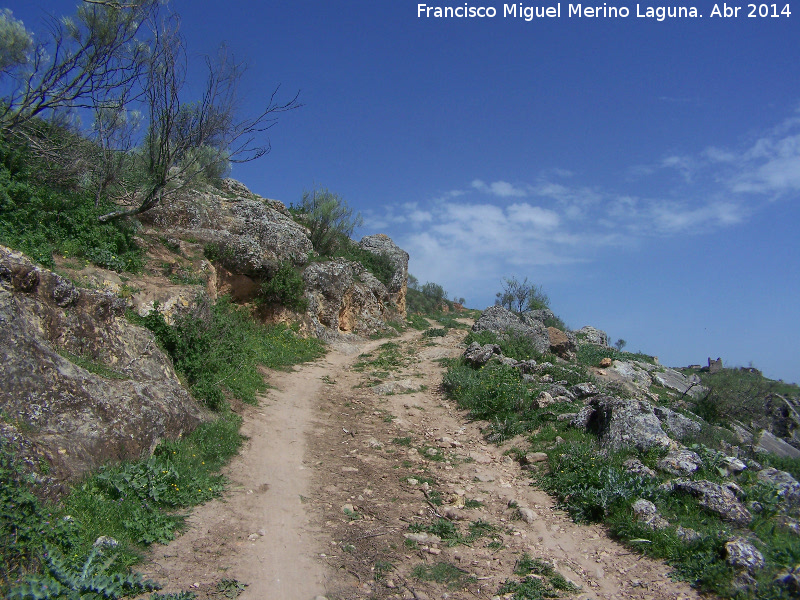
(372, 109, 799, 299)
(471, 179, 528, 197)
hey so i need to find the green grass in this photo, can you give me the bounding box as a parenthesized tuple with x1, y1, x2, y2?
(0, 137, 143, 272)
(408, 518, 499, 547)
(411, 562, 473, 589)
(464, 330, 546, 362)
(576, 343, 657, 367)
(352, 341, 408, 374)
(1, 413, 242, 598)
(131, 296, 325, 410)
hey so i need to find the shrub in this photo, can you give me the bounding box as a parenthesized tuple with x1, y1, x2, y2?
(259, 262, 307, 311)
(0, 136, 142, 271)
(293, 187, 362, 256)
(132, 296, 324, 409)
(694, 368, 788, 426)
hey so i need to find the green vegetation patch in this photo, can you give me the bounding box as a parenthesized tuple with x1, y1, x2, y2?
(1, 413, 242, 598)
(0, 139, 142, 271)
(132, 296, 325, 410)
(576, 343, 657, 367)
(411, 561, 473, 589)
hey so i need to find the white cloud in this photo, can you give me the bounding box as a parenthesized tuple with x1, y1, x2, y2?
(471, 179, 528, 197)
(375, 109, 800, 301)
(730, 132, 800, 194)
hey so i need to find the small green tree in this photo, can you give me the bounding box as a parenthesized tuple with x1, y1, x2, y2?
(495, 276, 550, 313)
(296, 187, 363, 256)
(614, 339, 627, 352)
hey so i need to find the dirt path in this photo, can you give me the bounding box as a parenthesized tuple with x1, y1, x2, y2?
(137, 326, 707, 600)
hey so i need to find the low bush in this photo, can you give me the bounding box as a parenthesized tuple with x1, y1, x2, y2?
(1, 412, 242, 598)
(0, 140, 142, 271)
(132, 296, 325, 410)
(259, 262, 308, 312)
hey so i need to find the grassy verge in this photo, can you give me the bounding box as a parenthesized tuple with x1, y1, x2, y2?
(1, 414, 241, 599)
(442, 342, 800, 599)
(131, 296, 325, 410)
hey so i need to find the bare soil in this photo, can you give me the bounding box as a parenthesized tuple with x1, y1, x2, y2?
(135, 325, 707, 600)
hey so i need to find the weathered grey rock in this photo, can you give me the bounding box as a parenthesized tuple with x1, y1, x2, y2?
(518, 507, 538, 523)
(658, 448, 703, 475)
(359, 234, 409, 313)
(463, 342, 502, 367)
(515, 359, 538, 374)
(756, 430, 800, 459)
(653, 406, 702, 440)
(676, 526, 701, 543)
(585, 396, 672, 451)
(610, 361, 653, 389)
(673, 479, 752, 525)
(774, 565, 800, 595)
(570, 406, 595, 429)
(547, 384, 574, 400)
(757, 468, 800, 508)
(142, 190, 313, 276)
(632, 499, 669, 529)
(652, 368, 707, 398)
(732, 423, 754, 444)
(523, 308, 557, 324)
(572, 382, 600, 398)
(725, 538, 765, 573)
(720, 456, 748, 476)
(577, 326, 609, 346)
(533, 391, 555, 409)
(0, 247, 206, 486)
(303, 258, 400, 339)
(472, 306, 549, 355)
(623, 458, 658, 479)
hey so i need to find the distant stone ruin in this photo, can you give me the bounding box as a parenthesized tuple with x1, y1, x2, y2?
(708, 357, 723, 373)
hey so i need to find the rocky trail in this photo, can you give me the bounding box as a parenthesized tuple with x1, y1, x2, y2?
(135, 324, 706, 600)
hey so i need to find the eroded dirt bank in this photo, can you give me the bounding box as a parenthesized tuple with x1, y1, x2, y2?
(136, 326, 705, 600)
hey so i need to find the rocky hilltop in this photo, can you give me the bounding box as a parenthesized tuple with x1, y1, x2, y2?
(0, 178, 409, 487)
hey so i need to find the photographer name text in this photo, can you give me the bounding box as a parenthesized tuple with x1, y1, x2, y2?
(417, 3, 792, 20)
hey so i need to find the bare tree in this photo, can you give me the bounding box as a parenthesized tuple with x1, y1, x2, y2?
(98, 18, 300, 222)
(0, 2, 155, 139)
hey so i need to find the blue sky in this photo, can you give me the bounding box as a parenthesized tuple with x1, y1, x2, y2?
(13, 1, 800, 382)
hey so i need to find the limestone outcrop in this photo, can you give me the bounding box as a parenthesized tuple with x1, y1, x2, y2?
(0, 246, 206, 488)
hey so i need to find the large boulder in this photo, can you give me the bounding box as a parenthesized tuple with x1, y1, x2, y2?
(652, 368, 707, 398)
(757, 468, 800, 509)
(303, 258, 400, 339)
(609, 360, 654, 389)
(472, 305, 549, 355)
(577, 325, 609, 347)
(547, 326, 577, 359)
(756, 430, 800, 459)
(0, 246, 205, 487)
(359, 234, 409, 314)
(673, 479, 752, 525)
(583, 395, 672, 451)
(653, 406, 703, 440)
(140, 187, 313, 277)
(463, 342, 502, 367)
